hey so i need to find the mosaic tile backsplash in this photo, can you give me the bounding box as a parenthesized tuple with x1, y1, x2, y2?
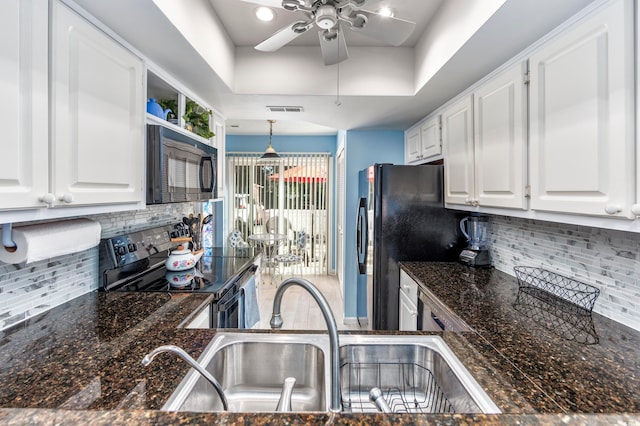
(0, 203, 199, 331)
(2, 206, 638, 332)
(489, 216, 640, 331)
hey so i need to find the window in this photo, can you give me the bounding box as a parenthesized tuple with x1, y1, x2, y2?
(227, 153, 331, 275)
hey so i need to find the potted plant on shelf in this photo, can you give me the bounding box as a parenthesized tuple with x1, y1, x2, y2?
(157, 99, 178, 124)
(184, 100, 215, 139)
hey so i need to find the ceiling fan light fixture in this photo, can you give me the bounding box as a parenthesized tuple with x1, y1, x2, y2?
(377, 7, 394, 18)
(316, 5, 338, 29)
(255, 6, 275, 22)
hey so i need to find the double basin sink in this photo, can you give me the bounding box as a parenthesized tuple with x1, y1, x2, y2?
(162, 332, 501, 414)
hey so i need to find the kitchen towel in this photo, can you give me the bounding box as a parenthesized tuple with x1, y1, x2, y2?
(0, 219, 101, 265)
(240, 275, 260, 329)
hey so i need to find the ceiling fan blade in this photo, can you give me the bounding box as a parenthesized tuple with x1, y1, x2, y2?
(238, 0, 284, 9)
(318, 28, 349, 66)
(357, 10, 416, 46)
(255, 22, 310, 52)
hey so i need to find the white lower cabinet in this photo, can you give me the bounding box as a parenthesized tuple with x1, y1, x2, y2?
(51, 1, 144, 206)
(399, 270, 419, 332)
(529, 0, 635, 218)
(399, 290, 418, 332)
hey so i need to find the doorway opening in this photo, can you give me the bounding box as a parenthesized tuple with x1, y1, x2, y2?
(227, 153, 331, 276)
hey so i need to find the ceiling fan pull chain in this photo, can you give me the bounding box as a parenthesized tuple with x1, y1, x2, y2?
(335, 38, 342, 107)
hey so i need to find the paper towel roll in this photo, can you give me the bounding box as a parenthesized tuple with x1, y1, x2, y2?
(0, 219, 101, 265)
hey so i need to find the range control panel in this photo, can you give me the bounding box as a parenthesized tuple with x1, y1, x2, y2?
(103, 223, 191, 268)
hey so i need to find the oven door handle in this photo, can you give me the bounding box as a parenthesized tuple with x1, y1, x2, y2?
(217, 289, 243, 311)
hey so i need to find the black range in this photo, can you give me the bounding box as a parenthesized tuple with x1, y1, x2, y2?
(98, 224, 259, 328)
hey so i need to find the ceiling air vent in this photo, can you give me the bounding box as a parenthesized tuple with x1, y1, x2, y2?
(266, 106, 304, 113)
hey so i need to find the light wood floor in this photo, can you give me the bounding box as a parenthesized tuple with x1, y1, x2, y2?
(254, 273, 366, 331)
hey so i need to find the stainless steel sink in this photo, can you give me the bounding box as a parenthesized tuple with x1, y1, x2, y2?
(162, 333, 330, 412)
(338, 335, 501, 414)
(162, 333, 499, 414)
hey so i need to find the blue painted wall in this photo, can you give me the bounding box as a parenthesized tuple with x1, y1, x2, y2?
(226, 130, 403, 320)
(227, 134, 337, 155)
(343, 130, 405, 319)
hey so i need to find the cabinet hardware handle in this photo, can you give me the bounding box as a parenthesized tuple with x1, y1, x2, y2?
(604, 204, 622, 215)
(58, 193, 74, 204)
(631, 204, 640, 217)
(39, 193, 55, 205)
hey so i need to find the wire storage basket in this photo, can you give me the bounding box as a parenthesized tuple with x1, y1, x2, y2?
(513, 266, 600, 313)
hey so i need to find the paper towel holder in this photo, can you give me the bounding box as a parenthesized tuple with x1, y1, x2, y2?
(2, 223, 17, 253)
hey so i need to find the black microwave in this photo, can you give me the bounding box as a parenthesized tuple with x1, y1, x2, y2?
(146, 125, 217, 204)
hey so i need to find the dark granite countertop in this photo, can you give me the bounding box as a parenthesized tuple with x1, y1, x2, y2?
(0, 263, 638, 424)
(400, 262, 640, 415)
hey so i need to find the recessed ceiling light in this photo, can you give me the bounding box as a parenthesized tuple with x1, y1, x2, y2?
(255, 7, 275, 22)
(377, 7, 394, 17)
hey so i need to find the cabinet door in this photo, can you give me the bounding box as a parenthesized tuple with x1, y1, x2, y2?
(420, 115, 442, 160)
(212, 114, 225, 198)
(51, 1, 144, 206)
(0, 0, 49, 209)
(443, 95, 474, 206)
(474, 61, 527, 209)
(398, 290, 418, 332)
(529, 0, 634, 218)
(405, 126, 421, 164)
(400, 270, 418, 302)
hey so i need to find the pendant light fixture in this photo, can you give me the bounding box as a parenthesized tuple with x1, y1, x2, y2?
(260, 119, 280, 161)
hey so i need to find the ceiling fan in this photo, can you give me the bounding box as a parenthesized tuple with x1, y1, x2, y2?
(243, 0, 416, 65)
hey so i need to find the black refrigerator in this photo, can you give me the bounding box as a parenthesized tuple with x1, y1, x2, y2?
(356, 164, 466, 330)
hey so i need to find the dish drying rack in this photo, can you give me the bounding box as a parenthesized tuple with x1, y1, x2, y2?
(340, 361, 455, 414)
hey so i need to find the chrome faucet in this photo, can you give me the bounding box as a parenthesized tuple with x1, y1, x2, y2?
(276, 377, 296, 412)
(270, 278, 341, 413)
(142, 345, 229, 411)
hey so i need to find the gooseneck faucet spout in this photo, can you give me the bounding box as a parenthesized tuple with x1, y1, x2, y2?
(270, 278, 341, 413)
(142, 345, 229, 411)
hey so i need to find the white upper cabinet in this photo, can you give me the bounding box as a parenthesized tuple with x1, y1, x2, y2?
(0, 0, 49, 209)
(474, 61, 527, 210)
(444, 61, 527, 210)
(51, 1, 144, 206)
(420, 116, 442, 160)
(405, 116, 442, 164)
(405, 126, 421, 163)
(443, 95, 475, 206)
(529, 0, 634, 218)
(212, 112, 226, 198)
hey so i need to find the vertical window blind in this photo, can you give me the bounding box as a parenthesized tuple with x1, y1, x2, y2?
(227, 153, 330, 275)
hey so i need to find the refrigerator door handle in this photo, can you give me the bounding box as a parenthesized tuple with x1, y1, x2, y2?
(356, 197, 367, 274)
